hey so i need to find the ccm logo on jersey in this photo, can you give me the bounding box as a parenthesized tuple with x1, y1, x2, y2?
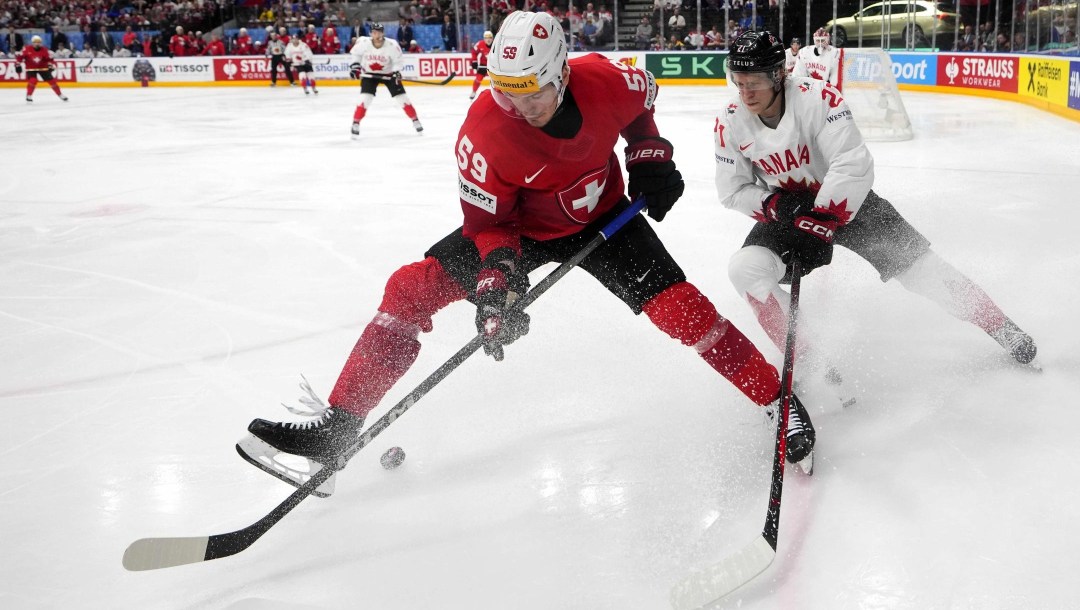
(459, 175, 498, 213)
(797, 218, 834, 239)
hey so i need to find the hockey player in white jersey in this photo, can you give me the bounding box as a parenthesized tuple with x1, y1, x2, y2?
(287, 37, 318, 95)
(784, 37, 800, 74)
(714, 31, 1036, 384)
(793, 28, 842, 87)
(347, 23, 423, 138)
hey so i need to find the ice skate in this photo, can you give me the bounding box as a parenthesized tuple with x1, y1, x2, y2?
(237, 377, 364, 497)
(304, 88, 310, 95)
(26, 96, 32, 103)
(60, 95, 68, 102)
(350, 122, 361, 140)
(270, 82, 276, 87)
(413, 119, 424, 133)
(988, 318, 1037, 364)
(469, 92, 476, 100)
(765, 393, 816, 474)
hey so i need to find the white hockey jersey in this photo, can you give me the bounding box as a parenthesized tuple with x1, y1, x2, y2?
(713, 76, 873, 224)
(784, 48, 799, 74)
(286, 40, 314, 64)
(793, 45, 842, 86)
(348, 37, 403, 75)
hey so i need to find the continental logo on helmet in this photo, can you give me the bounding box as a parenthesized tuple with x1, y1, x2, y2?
(533, 24, 549, 39)
(617, 57, 637, 67)
(491, 72, 541, 93)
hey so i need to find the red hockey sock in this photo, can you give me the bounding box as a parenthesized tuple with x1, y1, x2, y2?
(48, 80, 61, 95)
(644, 282, 780, 406)
(329, 319, 420, 418)
(746, 292, 789, 354)
(471, 76, 483, 93)
(402, 103, 418, 120)
(352, 105, 367, 122)
(27, 80, 37, 96)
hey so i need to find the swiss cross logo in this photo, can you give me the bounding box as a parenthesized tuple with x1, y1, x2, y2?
(502, 46, 517, 60)
(533, 24, 548, 39)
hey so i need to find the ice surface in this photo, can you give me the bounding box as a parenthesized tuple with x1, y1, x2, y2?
(1, 84, 1078, 609)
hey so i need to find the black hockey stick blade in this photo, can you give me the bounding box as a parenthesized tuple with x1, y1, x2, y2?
(122, 462, 336, 571)
(363, 72, 456, 85)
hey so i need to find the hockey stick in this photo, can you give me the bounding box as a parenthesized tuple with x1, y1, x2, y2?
(670, 260, 804, 610)
(361, 71, 456, 85)
(122, 197, 648, 572)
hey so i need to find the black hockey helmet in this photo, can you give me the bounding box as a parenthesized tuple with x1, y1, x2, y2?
(370, 23, 385, 32)
(727, 30, 786, 73)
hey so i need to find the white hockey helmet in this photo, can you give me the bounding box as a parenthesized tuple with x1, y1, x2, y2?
(487, 11, 568, 96)
(813, 27, 830, 49)
(31, 35, 43, 44)
(483, 30, 493, 41)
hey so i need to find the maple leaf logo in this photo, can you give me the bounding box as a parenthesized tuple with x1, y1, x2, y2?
(369, 61, 384, 71)
(776, 176, 821, 194)
(810, 70, 823, 79)
(824, 199, 854, 224)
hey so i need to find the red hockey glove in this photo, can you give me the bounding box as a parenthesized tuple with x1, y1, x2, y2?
(474, 248, 530, 361)
(625, 137, 684, 222)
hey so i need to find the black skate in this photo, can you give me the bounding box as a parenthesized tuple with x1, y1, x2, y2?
(767, 393, 816, 474)
(988, 318, 1037, 364)
(412, 119, 424, 133)
(237, 377, 364, 498)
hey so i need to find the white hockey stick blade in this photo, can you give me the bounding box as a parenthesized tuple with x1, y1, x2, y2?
(123, 535, 209, 571)
(670, 535, 776, 610)
(236, 435, 336, 498)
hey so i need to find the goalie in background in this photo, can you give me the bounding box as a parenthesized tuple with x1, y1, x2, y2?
(347, 23, 423, 138)
(714, 31, 1037, 398)
(792, 27, 842, 87)
(468, 30, 493, 101)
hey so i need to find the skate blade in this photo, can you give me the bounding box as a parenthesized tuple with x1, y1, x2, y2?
(236, 435, 336, 498)
(794, 451, 814, 476)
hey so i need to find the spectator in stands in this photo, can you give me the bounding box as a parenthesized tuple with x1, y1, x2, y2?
(667, 33, 685, 49)
(51, 29, 70, 54)
(956, 25, 977, 51)
(583, 17, 598, 48)
(635, 16, 653, 50)
(685, 29, 705, 50)
(350, 19, 367, 41)
(303, 24, 321, 54)
(3, 30, 24, 56)
(407, 39, 423, 53)
(396, 18, 413, 51)
(122, 26, 141, 56)
(322, 25, 342, 54)
(668, 7, 687, 41)
(441, 13, 457, 51)
(92, 25, 115, 56)
(994, 32, 1010, 52)
(54, 42, 73, 58)
(705, 24, 724, 49)
(738, 4, 763, 31)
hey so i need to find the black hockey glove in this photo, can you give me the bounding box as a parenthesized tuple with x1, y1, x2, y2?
(15, 64, 22, 75)
(474, 248, 531, 362)
(470, 61, 478, 70)
(391, 71, 403, 86)
(625, 137, 684, 222)
(782, 210, 841, 274)
(760, 189, 817, 224)
(349, 62, 362, 79)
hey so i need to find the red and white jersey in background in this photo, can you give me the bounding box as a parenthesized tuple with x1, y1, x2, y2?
(235, 35, 254, 55)
(322, 29, 341, 54)
(713, 76, 872, 224)
(348, 36, 403, 75)
(456, 54, 661, 258)
(303, 31, 320, 53)
(784, 48, 799, 74)
(470, 39, 491, 67)
(287, 40, 314, 64)
(169, 34, 188, 57)
(793, 45, 842, 87)
(16, 45, 55, 71)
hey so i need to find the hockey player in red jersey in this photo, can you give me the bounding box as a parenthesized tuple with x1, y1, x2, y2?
(468, 30, 494, 101)
(240, 11, 817, 485)
(169, 26, 188, 57)
(716, 31, 1036, 381)
(16, 35, 68, 103)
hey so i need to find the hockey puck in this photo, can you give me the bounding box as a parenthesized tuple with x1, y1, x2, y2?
(380, 446, 406, 470)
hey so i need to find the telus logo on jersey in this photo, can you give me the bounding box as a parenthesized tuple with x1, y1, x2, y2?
(459, 175, 497, 214)
(753, 145, 811, 177)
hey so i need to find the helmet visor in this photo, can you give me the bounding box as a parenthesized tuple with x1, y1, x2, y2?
(729, 72, 778, 92)
(489, 79, 560, 121)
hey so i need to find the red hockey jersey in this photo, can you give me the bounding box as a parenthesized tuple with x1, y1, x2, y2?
(470, 39, 491, 68)
(17, 45, 54, 72)
(456, 54, 660, 259)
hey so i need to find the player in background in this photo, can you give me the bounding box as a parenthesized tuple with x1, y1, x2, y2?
(287, 36, 319, 95)
(241, 11, 817, 482)
(468, 30, 494, 101)
(347, 23, 423, 138)
(784, 37, 800, 74)
(714, 31, 1036, 393)
(266, 31, 295, 87)
(234, 27, 254, 55)
(793, 28, 841, 87)
(169, 26, 188, 57)
(302, 24, 321, 54)
(16, 35, 68, 103)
